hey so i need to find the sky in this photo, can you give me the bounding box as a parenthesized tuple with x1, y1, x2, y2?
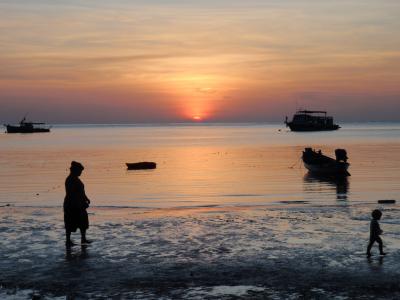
(0, 0, 400, 123)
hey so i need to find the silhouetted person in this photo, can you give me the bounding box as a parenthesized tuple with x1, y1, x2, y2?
(366, 209, 386, 257)
(64, 161, 91, 247)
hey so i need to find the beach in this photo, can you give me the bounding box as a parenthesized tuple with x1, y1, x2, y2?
(1, 124, 400, 299)
(2, 204, 400, 299)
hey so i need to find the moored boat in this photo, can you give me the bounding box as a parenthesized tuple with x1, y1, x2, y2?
(4, 118, 51, 133)
(126, 162, 157, 170)
(285, 110, 340, 131)
(302, 148, 350, 176)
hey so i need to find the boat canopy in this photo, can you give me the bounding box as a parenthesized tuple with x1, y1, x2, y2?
(296, 110, 327, 115)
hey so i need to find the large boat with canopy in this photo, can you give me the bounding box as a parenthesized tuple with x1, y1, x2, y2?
(4, 117, 51, 133)
(285, 110, 340, 131)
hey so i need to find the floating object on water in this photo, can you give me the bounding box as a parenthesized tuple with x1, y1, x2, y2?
(285, 110, 340, 131)
(378, 200, 396, 204)
(302, 148, 350, 176)
(126, 162, 157, 170)
(4, 117, 51, 133)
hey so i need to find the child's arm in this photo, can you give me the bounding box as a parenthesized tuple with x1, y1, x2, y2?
(377, 222, 383, 235)
(371, 220, 382, 236)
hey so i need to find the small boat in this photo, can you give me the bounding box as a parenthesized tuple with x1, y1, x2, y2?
(377, 200, 396, 204)
(302, 148, 350, 176)
(126, 162, 157, 170)
(285, 110, 340, 131)
(4, 117, 51, 133)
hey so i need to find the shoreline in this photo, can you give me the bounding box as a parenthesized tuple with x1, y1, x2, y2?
(1, 203, 400, 299)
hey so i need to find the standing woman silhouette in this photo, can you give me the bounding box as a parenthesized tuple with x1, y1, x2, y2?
(64, 161, 91, 247)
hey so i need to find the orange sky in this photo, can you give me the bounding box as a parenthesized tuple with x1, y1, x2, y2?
(1, 1, 400, 123)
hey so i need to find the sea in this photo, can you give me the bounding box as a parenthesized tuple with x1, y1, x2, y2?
(0, 123, 399, 208)
(1, 123, 400, 299)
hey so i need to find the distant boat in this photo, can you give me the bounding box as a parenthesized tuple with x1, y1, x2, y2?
(126, 162, 157, 170)
(285, 110, 340, 131)
(302, 148, 350, 176)
(4, 117, 51, 133)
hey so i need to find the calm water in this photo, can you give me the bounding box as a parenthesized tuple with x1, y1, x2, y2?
(1, 123, 399, 208)
(2, 123, 400, 299)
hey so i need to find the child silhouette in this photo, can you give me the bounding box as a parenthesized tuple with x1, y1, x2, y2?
(366, 209, 386, 257)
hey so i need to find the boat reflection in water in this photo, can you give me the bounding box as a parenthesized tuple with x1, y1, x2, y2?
(303, 173, 349, 201)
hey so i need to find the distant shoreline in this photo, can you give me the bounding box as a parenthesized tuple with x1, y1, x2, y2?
(3, 121, 400, 128)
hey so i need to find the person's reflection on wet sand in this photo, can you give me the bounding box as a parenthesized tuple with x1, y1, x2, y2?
(80, 245, 88, 259)
(367, 256, 384, 270)
(66, 245, 89, 260)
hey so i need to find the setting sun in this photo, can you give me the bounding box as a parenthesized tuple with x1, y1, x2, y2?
(192, 115, 202, 121)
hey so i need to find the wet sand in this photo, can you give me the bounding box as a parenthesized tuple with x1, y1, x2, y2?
(1, 203, 400, 299)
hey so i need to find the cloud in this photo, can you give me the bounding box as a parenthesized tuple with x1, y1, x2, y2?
(1, 0, 400, 122)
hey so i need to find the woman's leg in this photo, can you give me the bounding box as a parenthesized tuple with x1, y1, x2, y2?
(80, 228, 86, 242)
(80, 210, 90, 244)
(80, 228, 91, 243)
(66, 230, 75, 247)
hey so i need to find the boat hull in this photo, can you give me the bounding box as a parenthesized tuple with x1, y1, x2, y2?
(287, 123, 340, 132)
(303, 161, 350, 176)
(126, 162, 157, 170)
(5, 125, 50, 133)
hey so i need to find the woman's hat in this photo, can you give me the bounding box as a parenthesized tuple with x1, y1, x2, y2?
(70, 161, 84, 171)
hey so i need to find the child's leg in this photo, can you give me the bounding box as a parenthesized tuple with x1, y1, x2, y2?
(367, 239, 375, 255)
(376, 237, 385, 254)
